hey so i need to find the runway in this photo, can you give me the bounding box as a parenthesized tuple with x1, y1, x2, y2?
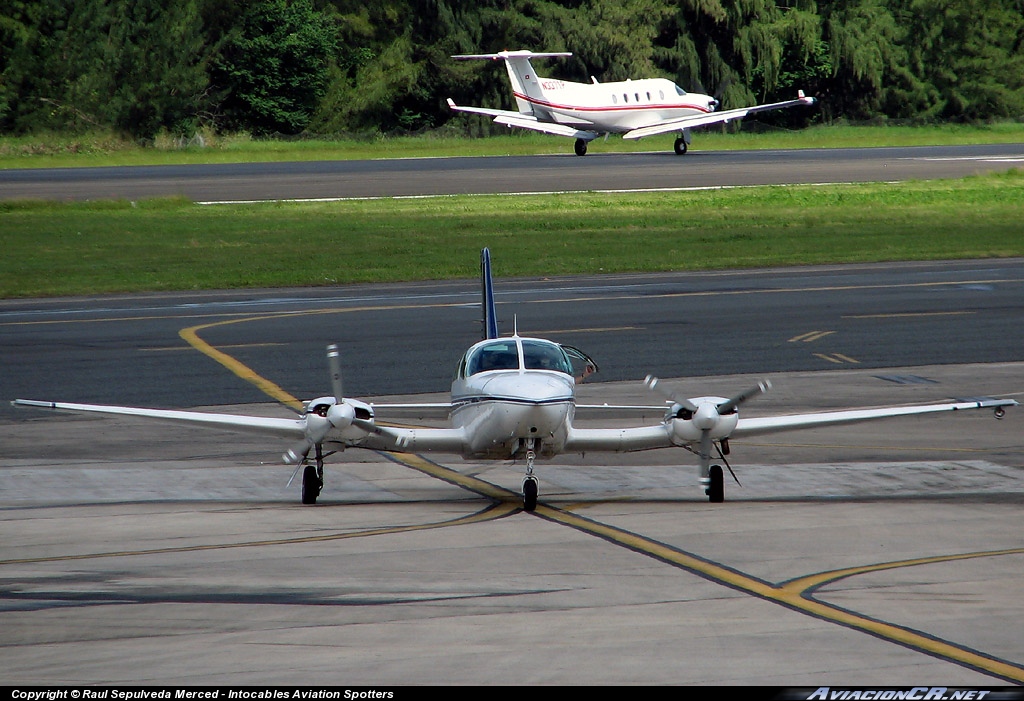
(3, 146, 1024, 685)
(2, 261, 1024, 685)
(2, 143, 1024, 202)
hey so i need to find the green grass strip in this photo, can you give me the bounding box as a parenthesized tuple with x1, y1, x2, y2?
(2, 123, 1024, 168)
(1, 171, 1022, 299)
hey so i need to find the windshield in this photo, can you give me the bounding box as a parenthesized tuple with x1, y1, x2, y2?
(466, 340, 519, 375)
(521, 340, 573, 374)
(464, 339, 574, 376)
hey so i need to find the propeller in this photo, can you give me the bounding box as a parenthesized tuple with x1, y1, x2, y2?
(282, 344, 365, 465)
(643, 375, 771, 487)
(644, 375, 698, 414)
(328, 343, 344, 402)
(644, 375, 770, 419)
(716, 379, 772, 415)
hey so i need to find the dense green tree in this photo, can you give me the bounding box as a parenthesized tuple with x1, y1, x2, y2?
(212, 0, 340, 135)
(887, 0, 1024, 121)
(1, 0, 209, 139)
(3, 0, 1023, 138)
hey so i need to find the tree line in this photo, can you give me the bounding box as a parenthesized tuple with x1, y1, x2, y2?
(2, 0, 1022, 141)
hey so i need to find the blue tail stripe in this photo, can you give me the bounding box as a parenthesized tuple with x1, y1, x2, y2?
(481, 248, 499, 339)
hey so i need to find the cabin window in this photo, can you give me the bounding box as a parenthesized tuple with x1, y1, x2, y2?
(612, 94, 617, 104)
(659, 90, 665, 100)
(646, 92, 651, 101)
(623, 94, 628, 103)
(635, 93, 640, 102)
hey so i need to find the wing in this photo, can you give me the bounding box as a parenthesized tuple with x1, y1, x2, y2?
(13, 399, 306, 438)
(562, 397, 1016, 453)
(14, 398, 474, 456)
(622, 92, 817, 141)
(368, 402, 452, 421)
(732, 398, 1017, 438)
(564, 424, 675, 452)
(574, 403, 669, 421)
(447, 99, 599, 140)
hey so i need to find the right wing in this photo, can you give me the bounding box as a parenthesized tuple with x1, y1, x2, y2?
(447, 99, 599, 140)
(12, 399, 306, 439)
(13, 398, 471, 455)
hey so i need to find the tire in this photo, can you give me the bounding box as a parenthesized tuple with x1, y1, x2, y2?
(707, 464, 724, 503)
(574, 139, 588, 157)
(674, 137, 688, 155)
(523, 478, 538, 512)
(301, 464, 320, 505)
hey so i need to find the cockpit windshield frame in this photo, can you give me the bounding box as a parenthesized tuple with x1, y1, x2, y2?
(461, 338, 574, 378)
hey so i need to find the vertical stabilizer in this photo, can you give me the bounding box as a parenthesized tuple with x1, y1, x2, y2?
(452, 51, 571, 118)
(481, 248, 499, 340)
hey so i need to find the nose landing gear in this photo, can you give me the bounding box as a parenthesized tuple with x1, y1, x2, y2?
(522, 441, 539, 511)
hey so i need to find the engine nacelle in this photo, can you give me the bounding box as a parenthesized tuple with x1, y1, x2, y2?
(668, 396, 739, 444)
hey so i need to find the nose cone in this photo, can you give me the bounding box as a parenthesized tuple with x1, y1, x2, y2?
(481, 371, 574, 437)
(693, 402, 719, 430)
(480, 372, 574, 404)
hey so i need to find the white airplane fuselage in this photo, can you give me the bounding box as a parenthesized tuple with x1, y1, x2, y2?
(522, 77, 717, 134)
(450, 336, 575, 459)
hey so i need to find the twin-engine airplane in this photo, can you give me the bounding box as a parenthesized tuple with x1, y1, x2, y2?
(447, 50, 817, 156)
(14, 250, 1017, 510)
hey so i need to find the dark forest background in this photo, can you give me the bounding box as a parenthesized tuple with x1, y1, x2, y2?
(2, 0, 1022, 141)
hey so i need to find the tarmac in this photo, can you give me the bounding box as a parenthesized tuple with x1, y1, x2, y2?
(2, 362, 1023, 685)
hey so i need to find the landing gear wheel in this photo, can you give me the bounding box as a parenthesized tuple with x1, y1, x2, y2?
(674, 136, 688, 155)
(707, 464, 724, 503)
(523, 477, 538, 512)
(301, 464, 321, 505)
(574, 138, 588, 157)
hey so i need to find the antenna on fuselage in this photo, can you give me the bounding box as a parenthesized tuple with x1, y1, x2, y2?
(481, 247, 499, 340)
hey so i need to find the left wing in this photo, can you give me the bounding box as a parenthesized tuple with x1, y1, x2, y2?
(732, 398, 1017, 438)
(562, 397, 1016, 453)
(623, 92, 817, 141)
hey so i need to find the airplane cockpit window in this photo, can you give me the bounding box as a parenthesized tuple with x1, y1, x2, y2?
(466, 341, 520, 376)
(521, 340, 573, 375)
(675, 84, 687, 96)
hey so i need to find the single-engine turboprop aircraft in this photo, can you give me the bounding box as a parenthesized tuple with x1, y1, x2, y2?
(447, 50, 817, 155)
(14, 250, 1017, 510)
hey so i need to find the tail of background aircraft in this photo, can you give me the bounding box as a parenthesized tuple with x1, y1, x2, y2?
(481, 248, 499, 340)
(453, 51, 571, 119)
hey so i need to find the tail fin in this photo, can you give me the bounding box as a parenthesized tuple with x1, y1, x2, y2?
(481, 248, 499, 339)
(452, 50, 571, 117)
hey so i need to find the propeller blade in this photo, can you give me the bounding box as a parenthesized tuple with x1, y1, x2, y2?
(644, 375, 699, 413)
(283, 438, 313, 465)
(716, 379, 771, 415)
(327, 344, 344, 402)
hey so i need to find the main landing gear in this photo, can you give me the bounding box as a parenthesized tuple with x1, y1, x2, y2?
(674, 136, 688, 155)
(300, 445, 325, 504)
(574, 138, 588, 157)
(706, 464, 724, 503)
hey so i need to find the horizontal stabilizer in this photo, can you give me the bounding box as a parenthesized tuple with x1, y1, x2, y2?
(452, 51, 572, 61)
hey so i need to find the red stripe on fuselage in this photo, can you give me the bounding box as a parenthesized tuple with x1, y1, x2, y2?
(513, 91, 711, 115)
